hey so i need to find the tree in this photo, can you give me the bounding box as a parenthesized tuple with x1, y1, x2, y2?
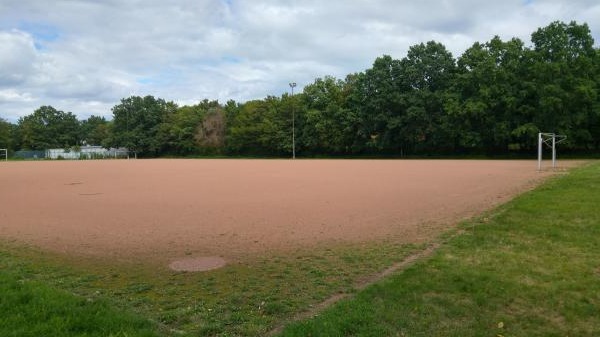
(399, 41, 456, 153)
(195, 105, 226, 154)
(452, 37, 528, 153)
(109, 96, 177, 157)
(0, 118, 14, 151)
(402, 41, 455, 92)
(159, 104, 205, 155)
(226, 97, 288, 155)
(155, 99, 227, 156)
(80, 115, 109, 145)
(347, 56, 406, 153)
(18, 106, 80, 150)
(0, 118, 12, 149)
(530, 21, 599, 150)
(300, 76, 357, 154)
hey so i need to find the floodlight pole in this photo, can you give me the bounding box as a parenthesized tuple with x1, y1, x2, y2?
(289, 82, 297, 159)
(127, 109, 130, 160)
(127, 95, 130, 159)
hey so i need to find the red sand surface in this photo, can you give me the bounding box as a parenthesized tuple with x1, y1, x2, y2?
(0, 159, 578, 264)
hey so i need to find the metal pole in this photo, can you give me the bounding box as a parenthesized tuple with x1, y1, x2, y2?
(127, 99, 130, 160)
(552, 133, 556, 169)
(289, 82, 297, 159)
(537, 132, 542, 171)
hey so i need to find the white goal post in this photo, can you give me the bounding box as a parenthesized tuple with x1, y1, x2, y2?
(0, 149, 6, 161)
(537, 133, 566, 171)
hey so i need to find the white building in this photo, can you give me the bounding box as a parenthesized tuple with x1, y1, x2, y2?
(46, 146, 129, 159)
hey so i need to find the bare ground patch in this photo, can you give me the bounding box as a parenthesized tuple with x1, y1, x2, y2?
(0, 159, 583, 266)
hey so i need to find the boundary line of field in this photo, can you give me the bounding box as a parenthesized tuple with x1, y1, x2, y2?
(268, 241, 443, 336)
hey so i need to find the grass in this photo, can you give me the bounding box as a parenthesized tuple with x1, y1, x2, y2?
(0, 238, 420, 336)
(0, 251, 158, 337)
(1, 162, 599, 336)
(278, 162, 600, 336)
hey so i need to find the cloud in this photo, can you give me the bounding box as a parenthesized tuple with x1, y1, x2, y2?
(0, 0, 598, 122)
(0, 30, 38, 87)
(0, 89, 34, 103)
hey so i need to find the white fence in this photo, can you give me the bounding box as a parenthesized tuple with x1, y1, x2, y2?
(46, 146, 130, 159)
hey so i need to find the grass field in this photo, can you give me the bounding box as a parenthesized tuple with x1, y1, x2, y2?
(0, 237, 422, 336)
(1, 161, 598, 336)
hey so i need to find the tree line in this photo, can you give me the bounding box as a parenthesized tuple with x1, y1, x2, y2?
(1, 21, 599, 158)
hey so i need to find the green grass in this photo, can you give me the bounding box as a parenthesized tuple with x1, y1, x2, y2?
(0, 238, 420, 336)
(2, 162, 599, 336)
(0, 254, 158, 337)
(278, 162, 600, 336)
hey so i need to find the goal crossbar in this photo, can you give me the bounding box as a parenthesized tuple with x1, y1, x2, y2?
(537, 133, 566, 171)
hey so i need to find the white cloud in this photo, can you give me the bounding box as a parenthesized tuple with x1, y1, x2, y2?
(0, 0, 598, 122)
(0, 89, 34, 103)
(0, 30, 38, 87)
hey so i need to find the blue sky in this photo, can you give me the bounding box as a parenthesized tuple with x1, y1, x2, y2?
(0, 0, 598, 122)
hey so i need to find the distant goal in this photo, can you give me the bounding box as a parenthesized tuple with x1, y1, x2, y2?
(537, 132, 566, 171)
(0, 148, 7, 161)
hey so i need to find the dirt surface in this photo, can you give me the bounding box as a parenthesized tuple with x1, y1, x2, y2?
(0, 159, 582, 266)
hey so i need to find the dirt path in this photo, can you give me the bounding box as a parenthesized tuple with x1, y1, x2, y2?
(0, 159, 581, 265)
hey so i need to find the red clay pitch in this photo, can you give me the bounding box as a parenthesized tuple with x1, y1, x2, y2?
(0, 159, 578, 267)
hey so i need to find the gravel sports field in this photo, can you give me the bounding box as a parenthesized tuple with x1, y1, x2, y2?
(0, 159, 578, 269)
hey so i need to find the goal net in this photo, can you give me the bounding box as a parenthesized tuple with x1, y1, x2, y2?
(537, 133, 566, 171)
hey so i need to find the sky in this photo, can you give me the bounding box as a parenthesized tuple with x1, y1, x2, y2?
(0, 0, 599, 122)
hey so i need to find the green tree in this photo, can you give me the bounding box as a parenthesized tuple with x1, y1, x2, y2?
(156, 99, 226, 156)
(80, 115, 109, 145)
(348, 55, 405, 153)
(399, 41, 456, 153)
(0, 118, 13, 151)
(226, 97, 288, 155)
(109, 96, 177, 157)
(529, 21, 598, 150)
(300, 76, 358, 154)
(452, 37, 528, 153)
(18, 106, 80, 150)
(160, 104, 205, 155)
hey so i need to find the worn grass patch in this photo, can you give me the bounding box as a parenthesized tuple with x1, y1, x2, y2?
(0, 237, 420, 336)
(278, 162, 600, 336)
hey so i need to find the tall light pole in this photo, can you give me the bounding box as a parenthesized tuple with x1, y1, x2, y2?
(289, 82, 297, 159)
(126, 94, 131, 159)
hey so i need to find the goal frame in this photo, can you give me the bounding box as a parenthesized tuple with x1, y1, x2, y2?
(537, 133, 566, 171)
(0, 148, 7, 161)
